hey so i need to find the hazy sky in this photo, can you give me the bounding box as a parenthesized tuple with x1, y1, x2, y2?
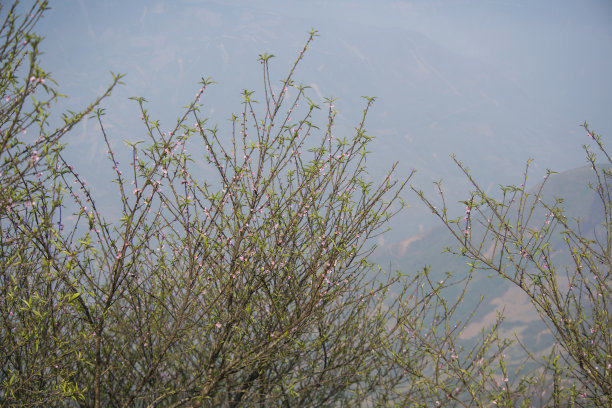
(29, 0, 612, 236)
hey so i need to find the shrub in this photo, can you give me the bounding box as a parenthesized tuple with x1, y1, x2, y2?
(3, 1, 609, 407)
(414, 123, 611, 406)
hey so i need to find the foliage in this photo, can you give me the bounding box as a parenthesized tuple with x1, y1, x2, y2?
(1, 1, 610, 407)
(1, 2, 414, 406)
(413, 124, 611, 406)
(0, 0, 121, 405)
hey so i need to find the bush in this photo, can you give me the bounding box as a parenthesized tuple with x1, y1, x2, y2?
(1, 2, 413, 405)
(414, 124, 611, 406)
(2, 1, 609, 407)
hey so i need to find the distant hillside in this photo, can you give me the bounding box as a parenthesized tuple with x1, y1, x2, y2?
(376, 164, 608, 363)
(40, 2, 603, 242)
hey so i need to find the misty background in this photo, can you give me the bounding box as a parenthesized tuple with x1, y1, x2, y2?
(36, 0, 611, 250)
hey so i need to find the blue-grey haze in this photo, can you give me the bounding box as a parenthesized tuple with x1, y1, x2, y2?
(32, 0, 612, 241)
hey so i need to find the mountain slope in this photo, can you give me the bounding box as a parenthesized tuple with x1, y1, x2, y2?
(377, 164, 609, 358)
